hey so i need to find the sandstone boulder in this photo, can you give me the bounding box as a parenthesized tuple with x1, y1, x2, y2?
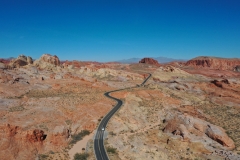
(163, 114, 235, 149)
(40, 54, 60, 66)
(205, 125, 234, 148)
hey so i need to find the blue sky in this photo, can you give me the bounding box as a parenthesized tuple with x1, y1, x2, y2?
(0, 0, 240, 62)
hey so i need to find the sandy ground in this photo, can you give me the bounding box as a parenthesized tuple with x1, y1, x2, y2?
(68, 132, 94, 160)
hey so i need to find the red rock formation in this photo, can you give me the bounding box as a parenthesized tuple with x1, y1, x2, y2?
(185, 56, 240, 70)
(139, 58, 160, 66)
(27, 129, 46, 143)
(0, 58, 11, 64)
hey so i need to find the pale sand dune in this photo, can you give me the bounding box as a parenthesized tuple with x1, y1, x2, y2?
(69, 132, 94, 160)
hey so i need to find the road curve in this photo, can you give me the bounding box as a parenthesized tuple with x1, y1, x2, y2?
(94, 74, 151, 160)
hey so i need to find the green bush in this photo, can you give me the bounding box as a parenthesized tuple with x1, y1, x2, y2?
(106, 146, 117, 154)
(74, 153, 89, 160)
(70, 130, 90, 145)
(38, 154, 48, 160)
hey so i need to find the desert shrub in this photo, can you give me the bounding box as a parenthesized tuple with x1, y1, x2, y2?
(65, 119, 72, 125)
(9, 106, 25, 112)
(38, 154, 49, 160)
(106, 146, 117, 154)
(109, 131, 116, 136)
(74, 153, 89, 160)
(70, 130, 90, 144)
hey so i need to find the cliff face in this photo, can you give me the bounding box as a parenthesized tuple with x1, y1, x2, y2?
(185, 57, 240, 70)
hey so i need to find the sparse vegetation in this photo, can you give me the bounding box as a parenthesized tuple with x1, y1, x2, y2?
(70, 130, 90, 145)
(74, 153, 89, 160)
(65, 119, 72, 125)
(9, 105, 25, 112)
(109, 131, 116, 136)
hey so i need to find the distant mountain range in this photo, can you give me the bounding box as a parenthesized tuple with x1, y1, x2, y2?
(115, 57, 187, 64)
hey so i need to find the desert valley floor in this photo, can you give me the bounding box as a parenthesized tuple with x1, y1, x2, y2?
(0, 55, 240, 160)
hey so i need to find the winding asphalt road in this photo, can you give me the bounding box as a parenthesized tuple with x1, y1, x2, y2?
(94, 73, 151, 160)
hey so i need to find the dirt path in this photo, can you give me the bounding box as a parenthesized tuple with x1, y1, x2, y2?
(68, 132, 94, 160)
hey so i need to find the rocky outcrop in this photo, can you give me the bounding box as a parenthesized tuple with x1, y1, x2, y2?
(34, 54, 60, 69)
(40, 54, 60, 66)
(185, 56, 240, 70)
(139, 58, 160, 66)
(11, 58, 28, 67)
(234, 65, 240, 72)
(163, 114, 235, 150)
(26, 129, 46, 143)
(0, 70, 13, 83)
(27, 56, 33, 64)
(0, 62, 5, 69)
(211, 79, 230, 88)
(8, 55, 33, 68)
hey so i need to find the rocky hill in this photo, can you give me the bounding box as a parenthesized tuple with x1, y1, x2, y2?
(185, 56, 240, 70)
